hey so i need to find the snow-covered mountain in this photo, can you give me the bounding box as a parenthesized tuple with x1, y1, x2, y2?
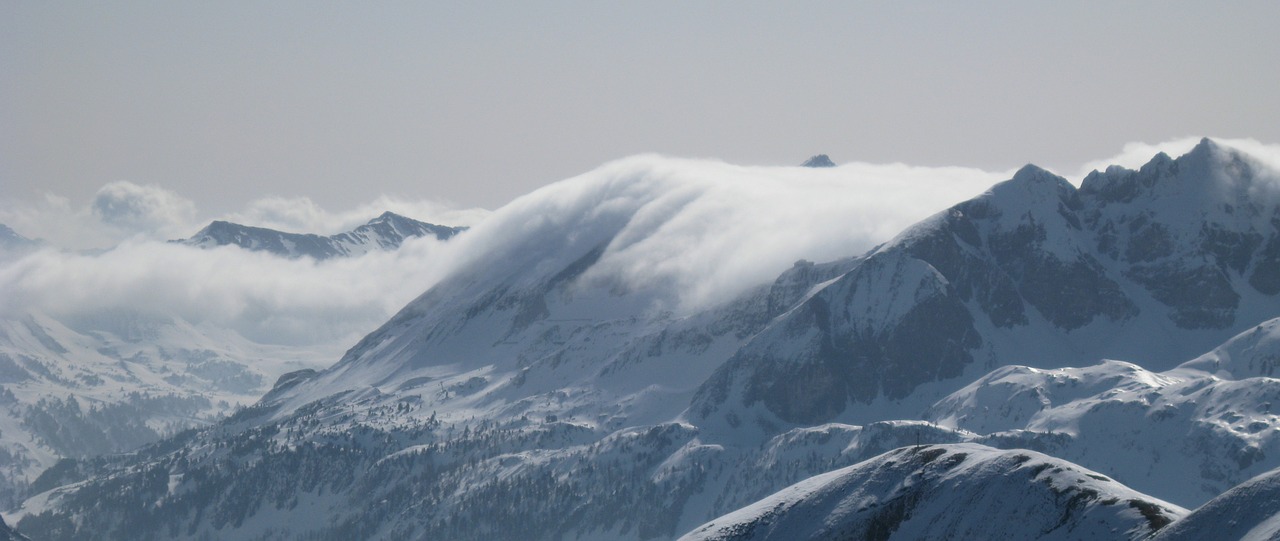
(694, 138, 1280, 436)
(1151, 466, 1280, 541)
(0, 310, 333, 507)
(0, 214, 462, 506)
(179, 211, 464, 259)
(11, 140, 1280, 540)
(920, 328, 1280, 507)
(680, 443, 1184, 541)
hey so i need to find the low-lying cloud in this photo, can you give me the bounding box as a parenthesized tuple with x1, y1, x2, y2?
(0, 184, 489, 350)
(4, 140, 1274, 359)
(91, 181, 199, 240)
(0, 235, 459, 347)
(0, 184, 489, 250)
(425, 155, 1009, 314)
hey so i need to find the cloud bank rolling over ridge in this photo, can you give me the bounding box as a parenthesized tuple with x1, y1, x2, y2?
(4, 138, 1278, 355)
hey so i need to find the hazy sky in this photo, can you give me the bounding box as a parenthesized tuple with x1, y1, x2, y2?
(4, 2, 1279, 216)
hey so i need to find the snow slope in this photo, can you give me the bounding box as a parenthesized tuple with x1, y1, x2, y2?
(0, 310, 334, 506)
(694, 138, 1280, 437)
(916, 317, 1280, 508)
(1152, 466, 1280, 541)
(0, 214, 463, 505)
(12, 142, 1280, 540)
(926, 361, 1279, 507)
(680, 443, 1184, 541)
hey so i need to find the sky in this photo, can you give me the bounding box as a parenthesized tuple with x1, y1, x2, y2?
(4, 1, 1280, 229)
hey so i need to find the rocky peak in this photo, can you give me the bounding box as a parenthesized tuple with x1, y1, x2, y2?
(978, 164, 1082, 220)
(1080, 138, 1259, 208)
(800, 154, 836, 168)
(369, 211, 403, 223)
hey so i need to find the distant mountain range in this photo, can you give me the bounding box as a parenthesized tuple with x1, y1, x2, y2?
(11, 140, 1280, 540)
(0, 212, 467, 507)
(0, 225, 39, 255)
(177, 211, 465, 259)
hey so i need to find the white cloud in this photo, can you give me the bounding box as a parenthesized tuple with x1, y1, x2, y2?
(0, 236, 459, 347)
(0, 181, 200, 250)
(4, 139, 1278, 358)
(90, 181, 198, 238)
(0, 185, 488, 349)
(0, 183, 489, 251)
(0, 156, 1006, 354)
(0, 193, 110, 250)
(433, 155, 1008, 314)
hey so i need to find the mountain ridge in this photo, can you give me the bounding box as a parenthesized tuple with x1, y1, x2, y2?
(680, 443, 1184, 541)
(12, 140, 1280, 540)
(178, 211, 465, 259)
(692, 137, 1280, 438)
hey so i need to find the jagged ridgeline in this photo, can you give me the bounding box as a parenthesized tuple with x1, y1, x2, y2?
(177, 211, 465, 259)
(13, 140, 1280, 540)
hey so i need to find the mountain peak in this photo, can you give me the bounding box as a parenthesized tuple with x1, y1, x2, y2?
(1189, 136, 1218, 156)
(1098, 136, 1261, 200)
(1010, 163, 1059, 184)
(800, 154, 836, 168)
(1164, 137, 1221, 172)
(199, 220, 234, 231)
(997, 164, 1077, 205)
(369, 211, 405, 224)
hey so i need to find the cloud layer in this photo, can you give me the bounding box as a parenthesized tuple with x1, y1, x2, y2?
(90, 181, 198, 239)
(0, 183, 488, 250)
(0, 184, 488, 348)
(0, 235, 458, 347)
(404, 155, 1008, 314)
(0, 156, 1008, 353)
(3, 139, 1274, 358)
